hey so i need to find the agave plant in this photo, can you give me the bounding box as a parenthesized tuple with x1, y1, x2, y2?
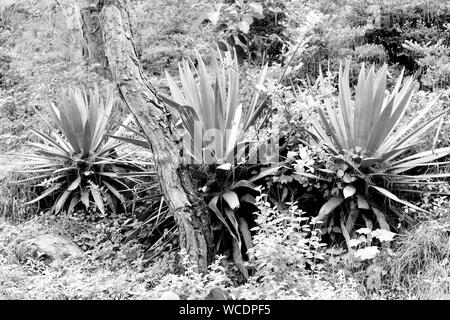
(309, 61, 450, 243)
(165, 50, 273, 276)
(161, 49, 267, 165)
(111, 50, 268, 277)
(17, 86, 143, 215)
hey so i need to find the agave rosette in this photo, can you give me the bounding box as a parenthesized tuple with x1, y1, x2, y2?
(310, 61, 450, 238)
(17, 86, 143, 215)
(160, 50, 268, 165)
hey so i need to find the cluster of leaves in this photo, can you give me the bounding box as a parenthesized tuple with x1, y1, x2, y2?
(143, 199, 361, 300)
(162, 50, 267, 164)
(203, 0, 287, 64)
(131, 0, 216, 76)
(275, 0, 450, 86)
(354, 43, 389, 65)
(231, 198, 361, 299)
(361, 0, 450, 71)
(279, 2, 368, 81)
(403, 37, 450, 89)
(147, 250, 232, 300)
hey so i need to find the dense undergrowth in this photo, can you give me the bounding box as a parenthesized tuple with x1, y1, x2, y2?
(1, 0, 450, 300)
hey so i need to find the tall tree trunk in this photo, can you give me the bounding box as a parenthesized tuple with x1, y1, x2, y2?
(80, 1, 112, 80)
(81, 0, 213, 271)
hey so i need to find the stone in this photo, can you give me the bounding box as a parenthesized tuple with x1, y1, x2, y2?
(16, 234, 83, 263)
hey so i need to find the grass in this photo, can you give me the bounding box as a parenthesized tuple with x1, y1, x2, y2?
(0, 170, 38, 221)
(390, 218, 450, 299)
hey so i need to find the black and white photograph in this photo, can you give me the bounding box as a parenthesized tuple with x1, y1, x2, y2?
(1, 0, 450, 308)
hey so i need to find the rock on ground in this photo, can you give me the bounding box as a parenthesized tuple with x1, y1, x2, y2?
(16, 234, 83, 263)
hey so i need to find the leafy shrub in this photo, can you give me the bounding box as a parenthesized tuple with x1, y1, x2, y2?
(231, 198, 360, 299)
(131, 0, 215, 76)
(360, 0, 450, 71)
(145, 199, 361, 300)
(403, 38, 450, 89)
(147, 250, 232, 300)
(203, 0, 287, 64)
(354, 43, 389, 64)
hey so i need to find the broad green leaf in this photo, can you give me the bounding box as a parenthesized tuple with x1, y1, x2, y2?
(80, 187, 90, 209)
(217, 163, 232, 170)
(108, 135, 150, 149)
(103, 180, 125, 203)
(231, 237, 248, 279)
(356, 194, 370, 209)
(238, 217, 252, 251)
(343, 185, 356, 199)
(222, 191, 240, 210)
(345, 208, 359, 234)
(209, 195, 239, 241)
(240, 193, 256, 204)
(317, 196, 344, 221)
(230, 179, 257, 191)
(371, 206, 390, 231)
(83, 120, 92, 156)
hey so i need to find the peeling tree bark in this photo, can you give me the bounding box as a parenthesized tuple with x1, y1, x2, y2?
(81, 0, 213, 270)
